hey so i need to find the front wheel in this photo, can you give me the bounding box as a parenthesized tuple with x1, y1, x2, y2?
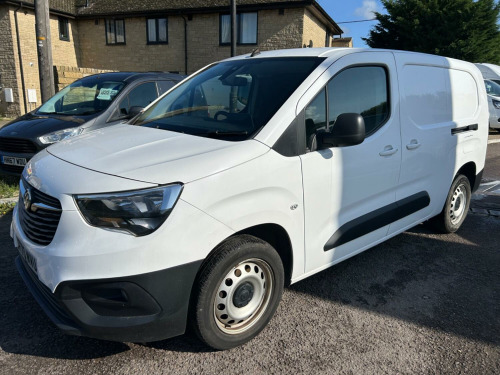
(428, 174, 471, 233)
(191, 235, 284, 350)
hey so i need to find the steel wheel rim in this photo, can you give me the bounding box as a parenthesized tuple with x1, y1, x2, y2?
(214, 258, 273, 335)
(450, 183, 467, 225)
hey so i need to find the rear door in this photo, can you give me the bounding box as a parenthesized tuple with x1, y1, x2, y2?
(299, 51, 402, 274)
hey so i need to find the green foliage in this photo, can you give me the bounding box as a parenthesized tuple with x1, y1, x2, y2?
(364, 0, 500, 63)
(0, 175, 19, 199)
(0, 202, 16, 216)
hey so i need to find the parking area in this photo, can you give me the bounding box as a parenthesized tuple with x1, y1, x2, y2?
(0, 139, 498, 375)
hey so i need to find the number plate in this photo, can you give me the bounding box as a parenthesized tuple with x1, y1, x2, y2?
(2, 156, 27, 166)
(17, 239, 38, 274)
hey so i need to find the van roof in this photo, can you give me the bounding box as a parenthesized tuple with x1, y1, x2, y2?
(223, 47, 468, 64)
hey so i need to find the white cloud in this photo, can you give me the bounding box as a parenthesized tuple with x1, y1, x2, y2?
(340, 26, 350, 36)
(354, 0, 379, 19)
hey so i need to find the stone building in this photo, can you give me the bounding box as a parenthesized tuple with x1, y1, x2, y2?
(0, 0, 350, 117)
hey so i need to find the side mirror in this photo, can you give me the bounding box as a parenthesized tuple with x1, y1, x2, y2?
(317, 113, 365, 149)
(127, 106, 144, 119)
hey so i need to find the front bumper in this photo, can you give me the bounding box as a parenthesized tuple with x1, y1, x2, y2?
(10, 150, 233, 342)
(16, 254, 202, 342)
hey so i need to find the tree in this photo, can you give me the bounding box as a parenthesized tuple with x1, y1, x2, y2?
(364, 0, 500, 64)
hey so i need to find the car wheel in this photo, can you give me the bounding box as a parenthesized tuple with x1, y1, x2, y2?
(429, 174, 471, 233)
(191, 235, 284, 350)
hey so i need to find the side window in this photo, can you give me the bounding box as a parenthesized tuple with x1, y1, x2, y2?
(157, 80, 176, 96)
(127, 82, 158, 109)
(305, 88, 326, 151)
(327, 66, 389, 135)
(111, 82, 158, 121)
(58, 17, 70, 41)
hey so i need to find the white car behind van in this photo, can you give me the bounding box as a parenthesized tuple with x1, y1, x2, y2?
(11, 48, 488, 350)
(474, 63, 500, 130)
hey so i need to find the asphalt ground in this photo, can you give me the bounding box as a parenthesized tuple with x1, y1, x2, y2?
(0, 136, 498, 375)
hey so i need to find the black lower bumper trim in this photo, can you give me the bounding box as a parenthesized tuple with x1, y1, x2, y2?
(472, 168, 484, 193)
(16, 256, 203, 342)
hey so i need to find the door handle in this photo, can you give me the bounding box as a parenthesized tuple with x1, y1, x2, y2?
(406, 139, 421, 150)
(379, 146, 398, 157)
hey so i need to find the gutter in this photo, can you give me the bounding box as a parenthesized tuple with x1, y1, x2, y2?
(180, 15, 188, 75)
(13, 2, 28, 114)
(309, 2, 343, 35)
(75, 1, 312, 18)
(3, 0, 76, 18)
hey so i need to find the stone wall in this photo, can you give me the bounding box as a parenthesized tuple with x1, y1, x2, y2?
(53, 65, 115, 92)
(1, 5, 80, 117)
(332, 37, 353, 48)
(78, 16, 185, 73)
(302, 8, 328, 48)
(0, 5, 18, 118)
(79, 8, 305, 75)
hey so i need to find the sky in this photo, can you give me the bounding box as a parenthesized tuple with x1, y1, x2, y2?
(317, 0, 386, 48)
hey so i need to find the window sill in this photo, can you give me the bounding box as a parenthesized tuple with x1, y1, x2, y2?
(219, 43, 258, 46)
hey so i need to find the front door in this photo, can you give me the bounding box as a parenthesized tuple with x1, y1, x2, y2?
(299, 52, 402, 275)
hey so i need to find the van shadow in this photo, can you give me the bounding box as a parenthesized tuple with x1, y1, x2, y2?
(0, 211, 130, 360)
(288, 214, 500, 346)
(1, 208, 498, 358)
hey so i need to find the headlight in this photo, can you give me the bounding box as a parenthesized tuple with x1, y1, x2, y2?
(493, 99, 500, 109)
(75, 184, 183, 236)
(38, 127, 83, 144)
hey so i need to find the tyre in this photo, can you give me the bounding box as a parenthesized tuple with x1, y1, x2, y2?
(428, 174, 471, 233)
(191, 235, 284, 350)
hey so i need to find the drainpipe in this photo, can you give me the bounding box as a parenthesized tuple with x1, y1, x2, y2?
(14, 3, 28, 114)
(181, 15, 188, 75)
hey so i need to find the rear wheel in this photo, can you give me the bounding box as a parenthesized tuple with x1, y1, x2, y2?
(191, 235, 284, 350)
(428, 174, 471, 233)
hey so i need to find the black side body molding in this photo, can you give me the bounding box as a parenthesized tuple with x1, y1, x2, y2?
(451, 124, 478, 135)
(324, 191, 431, 251)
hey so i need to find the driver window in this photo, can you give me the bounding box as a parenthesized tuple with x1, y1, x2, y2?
(112, 82, 158, 121)
(328, 66, 388, 135)
(128, 82, 158, 110)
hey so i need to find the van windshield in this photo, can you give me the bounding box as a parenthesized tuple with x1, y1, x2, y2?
(38, 76, 126, 116)
(485, 80, 500, 97)
(134, 57, 324, 140)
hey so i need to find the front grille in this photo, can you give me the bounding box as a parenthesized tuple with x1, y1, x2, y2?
(0, 137, 38, 153)
(0, 164, 25, 174)
(19, 178, 62, 246)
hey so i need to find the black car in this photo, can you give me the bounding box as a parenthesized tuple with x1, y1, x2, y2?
(0, 72, 184, 175)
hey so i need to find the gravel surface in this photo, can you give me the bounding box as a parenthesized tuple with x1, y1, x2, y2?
(0, 210, 498, 375)
(0, 137, 498, 375)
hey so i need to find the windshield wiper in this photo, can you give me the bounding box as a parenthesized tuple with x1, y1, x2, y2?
(202, 130, 249, 137)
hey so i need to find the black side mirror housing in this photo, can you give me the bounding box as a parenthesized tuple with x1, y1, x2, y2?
(317, 113, 365, 149)
(127, 106, 144, 119)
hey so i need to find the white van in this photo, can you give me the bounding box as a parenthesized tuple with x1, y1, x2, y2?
(11, 48, 488, 350)
(483, 79, 500, 130)
(474, 63, 500, 130)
